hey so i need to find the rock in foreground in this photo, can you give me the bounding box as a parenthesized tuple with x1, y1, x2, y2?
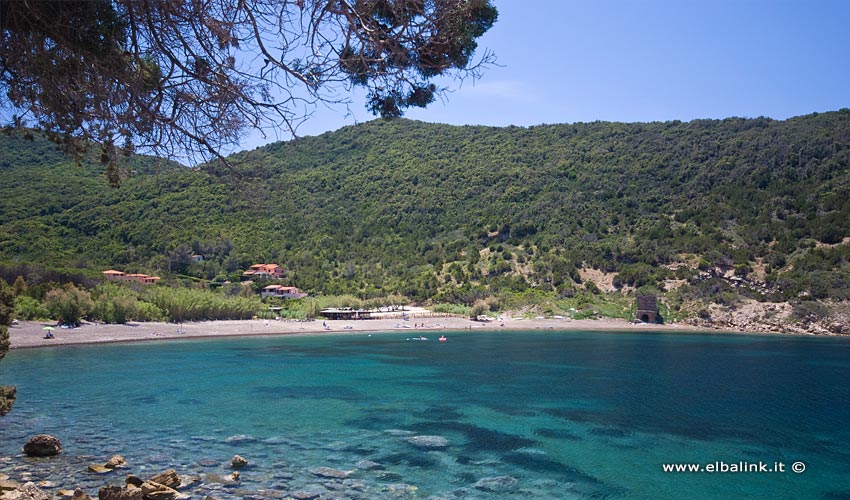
(72, 489, 93, 500)
(140, 481, 184, 500)
(98, 485, 142, 500)
(23, 435, 62, 457)
(105, 455, 126, 469)
(0, 479, 22, 495)
(3, 482, 52, 500)
(147, 470, 180, 489)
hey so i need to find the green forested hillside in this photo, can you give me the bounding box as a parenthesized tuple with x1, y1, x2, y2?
(2, 111, 850, 318)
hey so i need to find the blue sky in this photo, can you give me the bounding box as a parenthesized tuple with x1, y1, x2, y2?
(239, 0, 850, 150)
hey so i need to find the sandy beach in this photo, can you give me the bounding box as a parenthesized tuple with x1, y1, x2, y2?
(8, 315, 703, 349)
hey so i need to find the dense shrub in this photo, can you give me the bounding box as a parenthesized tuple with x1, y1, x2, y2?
(91, 295, 135, 324)
(470, 299, 489, 319)
(144, 287, 262, 322)
(13, 296, 48, 320)
(44, 284, 92, 325)
(431, 303, 471, 316)
(323, 294, 364, 309)
(134, 301, 167, 322)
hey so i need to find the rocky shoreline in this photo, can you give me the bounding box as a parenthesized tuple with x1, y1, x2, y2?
(0, 433, 527, 500)
(679, 299, 850, 336)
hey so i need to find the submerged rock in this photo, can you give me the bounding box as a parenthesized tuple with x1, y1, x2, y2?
(383, 429, 414, 437)
(23, 435, 62, 457)
(451, 488, 471, 497)
(383, 483, 418, 497)
(375, 471, 403, 482)
(225, 435, 256, 445)
(355, 459, 383, 470)
(405, 435, 450, 448)
(323, 481, 346, 492)
(288, 491, 323, 500)
(309, 467, 351, 479)
(252, 490, 287, 499)
(342, 479, 367, 491)
(230, 455, 248, 469)
(200, 474, 238, 486)
(87, 464, 112, 474)
(474, 476, 519, 492)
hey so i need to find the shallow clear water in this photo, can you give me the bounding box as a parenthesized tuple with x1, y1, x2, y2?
(1, 329, 850, 499)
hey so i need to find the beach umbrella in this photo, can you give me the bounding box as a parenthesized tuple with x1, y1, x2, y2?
(42, 326, 55, 331)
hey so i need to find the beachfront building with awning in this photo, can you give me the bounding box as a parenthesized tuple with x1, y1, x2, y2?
(319, 308, 373, 320)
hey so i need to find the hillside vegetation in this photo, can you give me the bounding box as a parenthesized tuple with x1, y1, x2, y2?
(1, 111, 850, 330)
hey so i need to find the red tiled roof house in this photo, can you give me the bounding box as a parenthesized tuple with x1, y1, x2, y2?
(102, 270, 161, 285)
(242, 264, 285, 279)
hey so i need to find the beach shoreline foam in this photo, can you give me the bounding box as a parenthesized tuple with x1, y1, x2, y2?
(9, 316, 714, 349)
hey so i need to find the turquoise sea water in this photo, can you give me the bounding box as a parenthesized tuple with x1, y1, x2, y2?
(1, 329, 850, 499)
